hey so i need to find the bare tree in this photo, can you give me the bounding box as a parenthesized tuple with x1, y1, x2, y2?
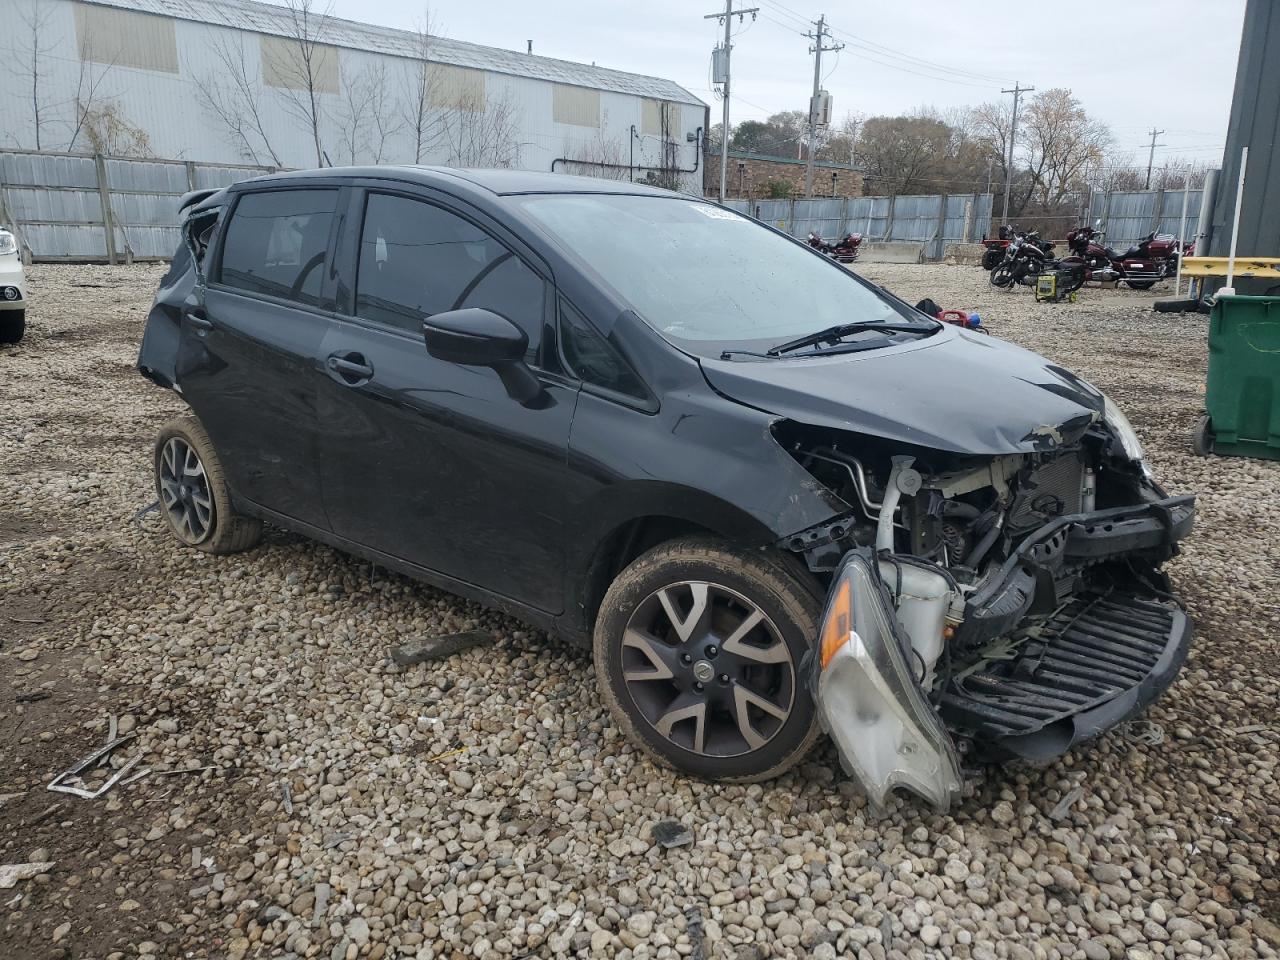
(559, 112, 629, 180)
(66, 56, 116, 153)
(81, 101, 152, 157)
(364, 63, 403, 163)
(398, 12, 446, 164)
(194, 36, 283, 166)
(13, 0, 57, 150)
(335, 68, 374, 165)
(272, 0, 335, 166)
(441, 87, 520, 168)
(1019, 89, 1111, 209)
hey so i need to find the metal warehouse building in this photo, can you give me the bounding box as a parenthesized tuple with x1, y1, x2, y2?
(1, 0, 707, 191)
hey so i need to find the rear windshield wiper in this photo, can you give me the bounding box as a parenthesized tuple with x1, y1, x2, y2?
(766, 321, 935, 356)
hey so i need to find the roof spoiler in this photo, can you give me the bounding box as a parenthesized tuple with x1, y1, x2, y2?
(177, 188, 222, 213)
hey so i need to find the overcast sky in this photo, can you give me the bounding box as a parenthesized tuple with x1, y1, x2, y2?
(326, 0, 1245, 170)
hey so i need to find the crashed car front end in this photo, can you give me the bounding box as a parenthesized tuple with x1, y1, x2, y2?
(777, 403, 1193, 811)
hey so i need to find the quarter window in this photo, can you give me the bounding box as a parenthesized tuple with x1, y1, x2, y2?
(355, 193, 545, 362)
(219, 190, 336, 307)
(559, 300, 646, 400)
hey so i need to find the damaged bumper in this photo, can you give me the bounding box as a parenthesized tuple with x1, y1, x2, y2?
(813, 496, 1194, 811)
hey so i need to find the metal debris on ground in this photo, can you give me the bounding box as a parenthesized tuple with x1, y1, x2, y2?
(1120, 720, 1165, 746)
(650, 820, 693, 849)
(0, 862, 56, 889)
(1050, 785, 1085, 821)
(132, 499, 160, 531)
(47, 733, 141, 799)
(15, 691, 51, 703)
(281, 781, 293, 815)
(390, 630, 490, 666)
(684, 903, 707, 960)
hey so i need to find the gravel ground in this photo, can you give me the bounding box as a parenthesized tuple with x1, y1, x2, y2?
(1, 262, 1278, 960)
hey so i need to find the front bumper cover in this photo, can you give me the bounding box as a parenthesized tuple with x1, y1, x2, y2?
(813, 496, 1194, 811)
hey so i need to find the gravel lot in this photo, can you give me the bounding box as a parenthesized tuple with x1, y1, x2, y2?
(2, 262, 1278, 960)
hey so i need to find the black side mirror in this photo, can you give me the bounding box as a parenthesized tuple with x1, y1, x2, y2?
(423, 308, 543, 404)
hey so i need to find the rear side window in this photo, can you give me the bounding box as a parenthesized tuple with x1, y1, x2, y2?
(355, 192, 545, 362)
(219, 189, 337, 307)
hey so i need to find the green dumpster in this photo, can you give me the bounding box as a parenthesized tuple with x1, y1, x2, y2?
(1194, 295, 1280, 460)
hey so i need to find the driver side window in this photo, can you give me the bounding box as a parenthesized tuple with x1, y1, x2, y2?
(218, 189, 336, 307)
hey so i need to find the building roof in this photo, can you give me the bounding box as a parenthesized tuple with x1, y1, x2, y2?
(86, 0, 706, 107)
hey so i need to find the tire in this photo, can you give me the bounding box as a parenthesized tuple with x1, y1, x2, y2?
(153, 416, 262, 554)
(0, 310, 25, 344)
(1126, 280, 1156, 290)
(990, 264, 1016, 288)
(1192, 415, 1214, 457)
(593, 536, 823, 782)
(981, 249, 1004, 271)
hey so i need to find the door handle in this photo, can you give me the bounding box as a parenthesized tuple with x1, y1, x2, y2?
(326, 352, 374, 384)
(185, 309, 213, 332)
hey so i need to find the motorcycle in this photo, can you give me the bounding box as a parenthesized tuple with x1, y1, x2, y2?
(807, 231, 863, 263)
(980, 224, 1013, 270)
(1060, 221, 1180, 290)
(989, 230, 1056, 288)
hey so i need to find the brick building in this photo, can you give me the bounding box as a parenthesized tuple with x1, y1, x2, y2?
(704, 150, 863, 200)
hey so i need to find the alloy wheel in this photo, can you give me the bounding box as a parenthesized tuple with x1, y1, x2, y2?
(620, 581, 796, 758)
(159, 437, 215, 544)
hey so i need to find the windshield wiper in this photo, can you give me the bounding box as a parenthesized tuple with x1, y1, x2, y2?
(766, 321, 935, 356)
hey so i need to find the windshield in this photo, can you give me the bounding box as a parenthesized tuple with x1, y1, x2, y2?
(516, 194, 925, 355)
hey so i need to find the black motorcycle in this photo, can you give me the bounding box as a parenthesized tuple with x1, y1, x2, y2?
(990, 230, 1054, 288)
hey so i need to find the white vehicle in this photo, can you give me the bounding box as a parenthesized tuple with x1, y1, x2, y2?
(0, 228, 28, 343)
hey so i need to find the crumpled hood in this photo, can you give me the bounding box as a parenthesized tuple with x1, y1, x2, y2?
(699, 324, 1104, 454)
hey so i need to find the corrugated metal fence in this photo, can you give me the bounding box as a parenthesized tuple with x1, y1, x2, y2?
(1087, 188, 1203, 251)
(0, 149, 275, 262)
(727, 194, 994, 260)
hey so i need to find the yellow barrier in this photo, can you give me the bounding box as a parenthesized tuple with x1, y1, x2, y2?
(1178, 256, 1280, 278)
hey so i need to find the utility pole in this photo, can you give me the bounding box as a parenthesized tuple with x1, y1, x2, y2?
(705, 1, 758, 202)
(804, 14, 842, 198)
(1144, 127, 1165, 189)
(1000, 81, 1033, 225)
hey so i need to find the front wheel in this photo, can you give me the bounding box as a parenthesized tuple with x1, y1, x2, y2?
(594, 537, 822, 782)
(0, 309, 25, 344)
(990, 264, 1016, 288)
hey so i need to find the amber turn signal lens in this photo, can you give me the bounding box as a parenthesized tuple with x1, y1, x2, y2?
(819, 578, 852, 669)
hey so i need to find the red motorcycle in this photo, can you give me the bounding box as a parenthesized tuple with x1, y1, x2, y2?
(980, 224, 1015, 270)
(1061, 223, 1180, 290)
(807, 231, 863, 263)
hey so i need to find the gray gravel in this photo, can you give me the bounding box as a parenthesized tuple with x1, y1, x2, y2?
(1, 263, 1278, 959)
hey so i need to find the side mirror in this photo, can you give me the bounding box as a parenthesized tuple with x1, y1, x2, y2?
(423, 308, 543, 404)
(1094, 218, 1103, 228)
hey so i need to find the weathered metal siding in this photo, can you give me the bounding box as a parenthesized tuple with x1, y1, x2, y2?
(1087, 190, 1202, 250)
(1208, 0, 1279, 269)
(722, 194, 993, 260)
(0, 150, 274, 261)
(0, 0, 706, 194)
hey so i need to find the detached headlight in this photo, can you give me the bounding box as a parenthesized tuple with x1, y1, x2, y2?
(0, 231, 17, 256)
(1102, 394, 1145, 465)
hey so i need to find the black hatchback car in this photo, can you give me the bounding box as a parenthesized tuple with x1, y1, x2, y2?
(139, 168, 1194, 810)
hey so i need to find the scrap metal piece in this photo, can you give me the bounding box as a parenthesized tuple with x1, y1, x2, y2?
(0, 862, 56, 889)
(47, 734, 140, 799)
(650, 820, 693, 849)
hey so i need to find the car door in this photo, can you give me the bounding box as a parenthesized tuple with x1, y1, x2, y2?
(177, 186, 339, 530)
(315, 187, 578, 610)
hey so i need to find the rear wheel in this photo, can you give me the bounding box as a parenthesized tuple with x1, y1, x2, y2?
(1126, 280, 1156, 290)
(0, 309, 25, 344)
(154, 417, 262, 553)
(593, 536, 822, 782)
